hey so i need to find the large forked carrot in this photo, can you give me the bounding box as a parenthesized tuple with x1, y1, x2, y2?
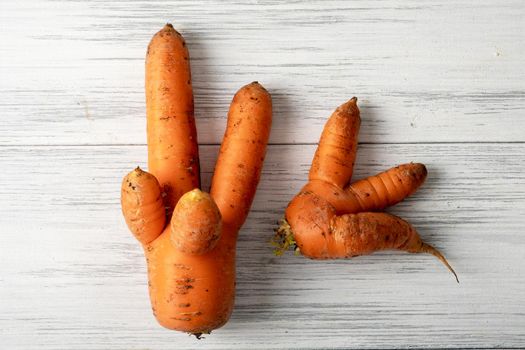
(122, 32, 272, 336)
(276, 98, 457, 282)
(146, 23, 199, 216)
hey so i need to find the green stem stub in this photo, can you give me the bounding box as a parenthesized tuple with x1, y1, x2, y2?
(272, 218, 300, 256)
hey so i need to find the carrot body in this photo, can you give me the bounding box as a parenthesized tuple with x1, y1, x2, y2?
(144, 224, 237, 333)
(146, 24, 199, 215)
(309, 97, 360, 188)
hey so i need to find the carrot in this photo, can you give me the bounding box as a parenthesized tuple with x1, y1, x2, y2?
(146, 23, 199, 216)
(276, 98, 457, 281)
(122, 30, 272, 336)
(309, 97, 360, 188)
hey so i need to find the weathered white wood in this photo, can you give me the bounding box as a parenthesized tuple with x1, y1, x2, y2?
(1, 144, 524, 349)
(1, 0, 524, 145)
(1, 0, 524, 348)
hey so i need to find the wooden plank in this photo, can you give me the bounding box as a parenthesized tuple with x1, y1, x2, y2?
(1, 143, 524, 349)
(1, 0, 524, 145)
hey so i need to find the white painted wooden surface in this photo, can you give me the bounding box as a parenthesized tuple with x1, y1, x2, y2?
(1, 1, 524, 349)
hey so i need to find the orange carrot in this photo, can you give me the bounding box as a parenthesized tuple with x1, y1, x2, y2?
(276, 98, 457, 281)
(122, 30, 272, 336)
(309, 97, 360, 188)
(146, 23, 199, 215)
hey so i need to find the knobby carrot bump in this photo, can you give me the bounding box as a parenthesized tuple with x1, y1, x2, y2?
(274, 98, 458, 282)
(121, 25, 272, 335)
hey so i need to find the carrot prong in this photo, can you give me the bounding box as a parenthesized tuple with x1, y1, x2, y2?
(421, 242, 459, 283)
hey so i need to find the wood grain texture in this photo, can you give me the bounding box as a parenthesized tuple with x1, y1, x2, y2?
(1, 0, 524, 145)
(1, 144, 524, 349)
(1, 0, 524, 348)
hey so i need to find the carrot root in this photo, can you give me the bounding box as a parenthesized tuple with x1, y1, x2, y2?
(419, 242, 459, 283)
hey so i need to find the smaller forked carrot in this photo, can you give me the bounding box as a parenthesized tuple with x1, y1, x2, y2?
(276, 97, 457, 282)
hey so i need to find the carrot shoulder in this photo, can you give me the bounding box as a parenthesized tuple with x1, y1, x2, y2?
(146, 23, 200, 215)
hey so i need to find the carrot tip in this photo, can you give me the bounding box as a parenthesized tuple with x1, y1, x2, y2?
(421, 242, 459, 283)
(190, 331, 210, 340)
(350, 96, 358, 103)
(271, 218, 297, 256)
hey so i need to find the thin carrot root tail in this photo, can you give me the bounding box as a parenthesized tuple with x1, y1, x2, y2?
(272, 218, 299, 256)
(190, 331, 211, 340)
(420, 242, 459, 283)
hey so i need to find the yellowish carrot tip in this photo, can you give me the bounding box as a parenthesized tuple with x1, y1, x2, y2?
(422, 243, 459, 283)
